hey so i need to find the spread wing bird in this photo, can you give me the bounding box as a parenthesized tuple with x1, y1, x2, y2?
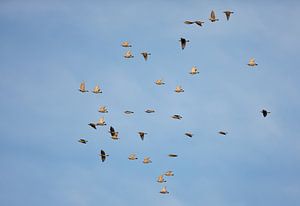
(165, 171, 174, 176)
(78, 139, 88, 144)
(219, 131, 228, 135)
(79, 82, 88, 93)
(145, 109, 155, 113)
(189, 66, 199, 75)
(261, 109, 271, 117)
(121, 41, 132, 47)
(195, 20, 204, 26)
(98, 106, 108, 113)
(185, 132, 193, 138)
(143, 157, 152, 164)
(160, 186, 169, 194)
(168, 154, 178, 157)
(128, 153, 138, 160)
(155, 79, 165, 85)
(248, 58, 258, 66)
(88, 123, 97, 129)
(109, 126, 119, 140)
(224, 11, 234, 20)
(184, 20, 194, 24)
(124, 110, 134, 114)
(138, 132, 147, 140)
(141, 52, 151, 61)
(172, 114, 182, 120)
(100, 150, 109, 162)
(96, 117, 106, 126)
(157, 175, 166, 183)
(124, 50, 134, 58)
(175, 85, 184, 93)
(179, 38, 189, 50)
(92, 85, 102, 94)
(209, 10, 219, 22)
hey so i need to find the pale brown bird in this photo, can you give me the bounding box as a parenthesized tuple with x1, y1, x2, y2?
(179, 38, 189, 50)
(224, 11, 234, 21)
(98, 106, 108, 113)
(155, 79, 165, 85)
(109, 126, 119, 140)
(92, 85, 102, 94)
(143, 157, 152, 164)
(99, 150, 109, 162)
(175, 85, 184, 93)
(261, 109, 271, 117)
(160, 186, 169, 194)
(141, 52, 151, 61)
(157, 175, 166, 183)
(121, 41, 132, 47)
(189, 66, 199, 75)
(124, 50, 134, 58)
(248, 58, 258, 67)
(128, 153, 138, 160)
(209, 10, 219, 22)
(165, 171, 174, 176)
(79, 82, 88, 93)
(96, 117, 106, 126)
(138, 132, 147, 140)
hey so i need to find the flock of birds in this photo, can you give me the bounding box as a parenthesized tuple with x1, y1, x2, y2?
(77, 10, 271, 195)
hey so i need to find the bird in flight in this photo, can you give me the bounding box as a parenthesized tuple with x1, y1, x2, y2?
(189, 66, 199, 75)
(121, 41, 132, 47)
(124, 50, 134, 58)
(168, 154, 178, 157)
(99, 150, 109, 162)
(219, 131, 228, 135)
(109, 126, 119, 140)
(160, 186, 169, 194)
(175, 85, 184, 93)
(79, 82, 88, 93)
(143, 157, 152, 164)
(124, 110, 134, 115)
(145, 109, 155, 113)
(224, 10, 234, 21)
(179, 38, 189, 50)
(155, 79, 165, 85)
(88, 123, 97, 129)
(209, 10, 219, 22)
(78, 139, 88, 144)
(157, 175, 166, 183)
(261, 109, 271, 117)
(128, 154, 138, 160)
(172, 114, 182, 120)
(96, 117, 106, 126)
(141, 52, 151, 61)
(185, 132, 193, 138)
(98, 106, 108, 113)
(184, 20, 204, 27)
(248, 58, 258, 67)
(92, 85, 102, 94)
(165, 171, 174, 176)
(138, 132, 147, 140)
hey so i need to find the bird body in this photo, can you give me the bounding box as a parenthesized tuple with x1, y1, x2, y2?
(160, 186, 169, 194)
(98, 106, 108, 113)
(92, 85, 102, 94)
(165, 171, 174, 176)
(248, 58, 258, 66)
(121, 41, 132, 47)
(179, 38, 189, 50)
(124, 110, 134, 114)
(145, 109, 155, 113)
(172, 114, 182, 120)
(124, 50, 134, 58)
(143, 157, 152, 164)
(100, 150, 109, 162)
(261, 109, 271, 117)
(185, 132, 193, 138)
(224, 10, 234, 20)
(109, 126, 119, 140)
(219, 131, 227, 135)
(88, 123, 97, 129)
(138, 131, 147, 140)
(155, 79, 165, 85)
(209, 10, 219, 22)
(141, 52, 151, 61)
(96, 117, 106, 126)
(175, 85, 184, 93)
(168, 154, 178, 157)
(78, 139, 88, 144)
(184, 20, 204, 26)
(128, 154, 138, 160)
(79, 82, 88, 93)
(157, 175, 166, 183)
(189, 66, 199, 75)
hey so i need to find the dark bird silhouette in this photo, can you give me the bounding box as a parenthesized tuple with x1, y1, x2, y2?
(145, 109, 155, 113)
(100, 150, 109, 162)
(172, 114, 182, 120)
(168, 154, 178, 157)
(224, 11, 234, 21)
(78, 139, 88, 144)
(124, 110, 134, 114)
(88, 123, 97, 129)
(138, 132, 147, 140)
(219, 131, 227, 135)
(141, 52, 151, 61)
(261, 109, 271, 117)
(184, 20, 204, 27)
(109, 126, 119, 140)
(179, 38, 189, 50)
(185, 132, 193, 138)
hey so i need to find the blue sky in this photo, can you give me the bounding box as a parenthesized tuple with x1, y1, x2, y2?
(1, 0, 300, 205)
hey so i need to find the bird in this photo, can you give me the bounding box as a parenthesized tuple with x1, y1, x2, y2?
(184, 20, 204, 27)
(96, 117, 106, 126)
(172, 114, 182, 120)
(128, 154, 138, 160)
(124, 110, 134, 115)
(157, 175, 166, 183)
(109, 126, 119, 140)
(160, 186, 169, 194)
(99, 150, 109, 162)
(155, 79, 165, 85)
(224, 10, 234, 21)
(143, 157, 152, 164)
(121, 41, 132, 47)
(92, 85, 102, 94)
(138, 131, 147, 140)
(179, 38, 189, 50)
(184, 20, 194, 24)
(145, 109, 155, 113)
(168, 154, 178, 157)
(219, 131, 228, 135)
(185, 132, 193, 138)
(189, 66, 199, 75)
(98, 106, 108, 113)
(175, 85, 184, 93)
(124, 50, 134, 58)
(79, 82, 88, 93)
(88, 123, 97, 129)
(141, 52, 151, 61)
(164, 171, 174, 176)
(78, 139, 88, 144)
(248, 58, 258, 66)
(209, 10, 219, 22)
(261, 109, 271, 117)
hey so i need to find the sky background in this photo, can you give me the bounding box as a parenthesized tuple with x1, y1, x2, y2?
(1, 0, 300, 205)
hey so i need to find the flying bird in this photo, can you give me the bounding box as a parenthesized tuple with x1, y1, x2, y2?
(141, 52, 151, 61)
(78, 139, 88, 144)
(165, 171, 174, 176)
(100, 150, 109, 162)
(248, 58, 258, 67)
(160, 186, 169, 194)
(124, 110, 134, 115)
(219, 131, 228, 135)
(209, 10, 219, 22)
(261, 109, 271, 117)
(157, 175, 166, 183)
(179, 38, 189, 50)
(184, 20, 204, 27)
(79, 82, 88, 93)
(121, 41, 132, 47)
(88, 123, 97, 129)
(98, 106, 108, 113)
(145, 109, 155, 113)
(143, 157, 152, 164)
(96, 117, 106, 126)
(189, 66, 199, 75)
(224, 10, 234, 20)
(109, 126, 119, 140)
(175, 85, 184, 93)
(124, 50, 134, 58)
(92, 85, 102, 94)
(155, 79, 165, 85)
(172, 114, 182, 120)
(168, 154, 178, 157)
(128, 154, 138, 160)
(138, 132, 147, 140)
(185, 132, 193, 138)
